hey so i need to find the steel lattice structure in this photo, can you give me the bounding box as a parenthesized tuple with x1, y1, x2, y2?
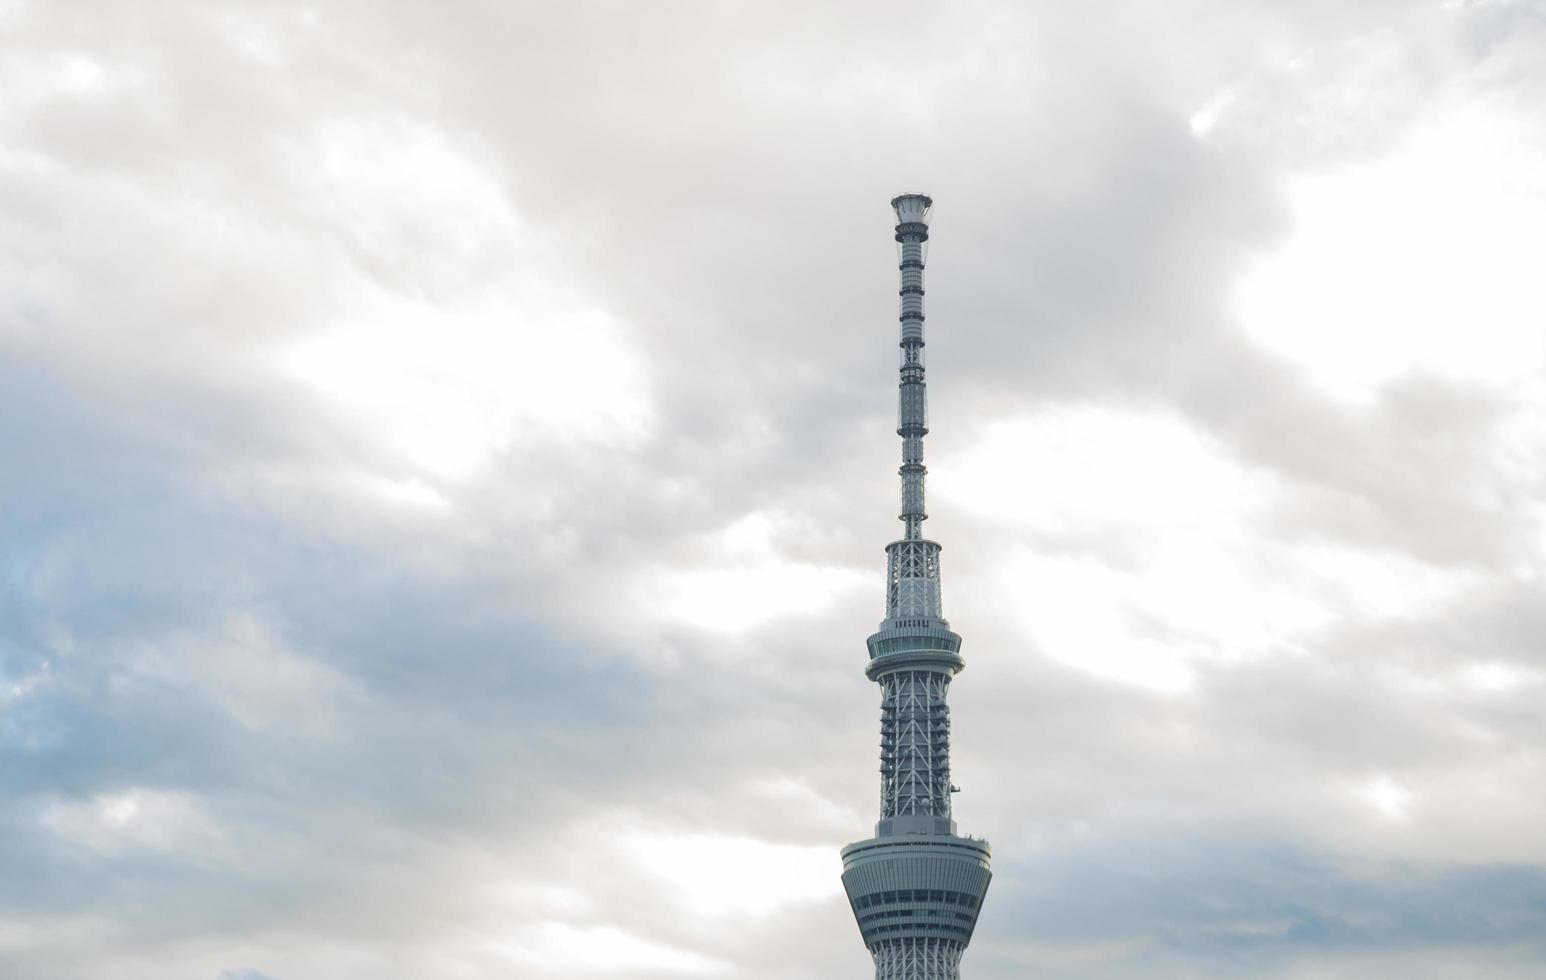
(872, 939, 965, 980)
(840, 195, 992, 980)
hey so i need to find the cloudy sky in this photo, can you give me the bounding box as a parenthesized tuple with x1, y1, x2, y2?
(3, 1, 1546, 978)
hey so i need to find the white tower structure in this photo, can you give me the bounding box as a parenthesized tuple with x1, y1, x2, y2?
(841, 195, 992, 980)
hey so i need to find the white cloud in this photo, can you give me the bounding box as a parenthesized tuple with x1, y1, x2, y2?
(942, 408, 1306, 688)
(622, 830, 841, 918)
(646, 511, 869, 632)
(132, 613, 356, 734)
(41, 788, 224, 857)
(1360, 773, 1413, 820)
(943, 406, 1483, 690)
(1235, 88, 1546, 400)
(494, 922, 729, 976)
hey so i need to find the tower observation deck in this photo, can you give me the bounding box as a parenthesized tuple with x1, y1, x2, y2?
(841, 195, 992, 980)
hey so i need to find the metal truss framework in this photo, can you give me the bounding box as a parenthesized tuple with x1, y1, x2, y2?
(871, 939, 965, 980)
(886, 539, 943, 620)
(879, 669, 953, 820)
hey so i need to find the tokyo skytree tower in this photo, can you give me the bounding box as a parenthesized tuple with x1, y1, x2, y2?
(839, 195, 993, 980)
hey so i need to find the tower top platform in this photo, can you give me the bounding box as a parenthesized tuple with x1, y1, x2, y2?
(891, 193, 934, 224)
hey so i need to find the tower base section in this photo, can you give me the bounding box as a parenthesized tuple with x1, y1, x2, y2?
(871, 939, 964, 980)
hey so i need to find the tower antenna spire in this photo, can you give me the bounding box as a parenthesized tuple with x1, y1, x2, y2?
(893, 192, 932, 544)
(840, 195, 993, 980)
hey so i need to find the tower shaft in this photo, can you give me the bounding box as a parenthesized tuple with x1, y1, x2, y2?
(842, 195, 991, 980)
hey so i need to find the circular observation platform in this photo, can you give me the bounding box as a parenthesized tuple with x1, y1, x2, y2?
(840, 834, 992, 949)
(865, 622, 964, 680)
